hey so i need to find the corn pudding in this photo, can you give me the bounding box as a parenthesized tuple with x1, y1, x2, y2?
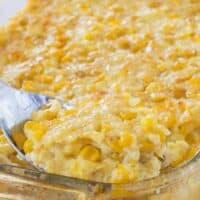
(0, 0, 200, 183)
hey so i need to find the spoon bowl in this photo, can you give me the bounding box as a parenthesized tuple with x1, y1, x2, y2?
(0, 80, 70, 169)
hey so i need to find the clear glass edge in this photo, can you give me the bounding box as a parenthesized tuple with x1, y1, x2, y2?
(1, 1, 200, 199)
(0, 151, 199, 199)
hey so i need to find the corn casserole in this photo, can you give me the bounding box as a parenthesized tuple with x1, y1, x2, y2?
(0, 0, 200, 183)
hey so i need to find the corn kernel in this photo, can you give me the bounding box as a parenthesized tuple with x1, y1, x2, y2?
(12, 132, 26, 149)
(190, 78, 200, 89)
(106, 28, 125, 40)
(150, 93, 166, 102)
(146, 81, 163, 93)
(170, 155, 184, 167)
(81, 3, 89, 11)
(61, 54, 71, 62)
(112, 164, 129, 183)
(111, 163, 138, 183)
(87, 84, 97, 92)
(172, 61, 185, 70)
(168, 13, 180, 19)
(117, 69, 128, 78)
(44, 111, 58, 120)
(109, 133, 133, 152)
(118, 39, 131, 49)
(186, 132, 200, 145)
(109, 19, 120, 27)
(58, 35, 69, 43)
(162, 24, 175, 32)
(0, 32, 6, 46)
(23, 139, 33, 153)
(102, 123, 111, 132)
(132, 38, 148, 52)
(22, 81, 37, 92)
(156, 64, 167, 72)
(95, 74, 105, 82)
(79, 145, 101, 162)
(141, 116, 155, 130)
(24, 121, 47, 141)
(70, 160, 84, 178)
(114, 83, 121, 93)
(84, 32, 96, 40)
(140, 140, 154, 152)
(176, 73, 192, 82)
(165, 114, 176, 128)
(53, 79, 66, 92)
(185, 146, 198, 161)
(32, 109, 57, 121)
(168, 141, 189, 167)
(155, 127, 167, 143)
(121, 92, 131, 104)
(173, 87, 186, 99)
(119, 111, 136, 120)
(179, 49, 197, 58)
(119, 133, 133, 148)
(51, 49, 64, 59)
(194, 35, 200, 43)
(39, 74, 54, 84)
(0, 135, 7, 144)
(106, 16, 120, 26)
(63, 109, 77, 116)
(179, 32, 194, 39)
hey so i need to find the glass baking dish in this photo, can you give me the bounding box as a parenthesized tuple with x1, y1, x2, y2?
(1, 1, 200, 199)
(0, 152, 200, 199)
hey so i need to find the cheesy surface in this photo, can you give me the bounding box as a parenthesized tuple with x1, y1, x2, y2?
(1, 0, 200, 183)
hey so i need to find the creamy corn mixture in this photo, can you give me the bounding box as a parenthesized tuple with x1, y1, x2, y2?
(0, 0, 200, 183)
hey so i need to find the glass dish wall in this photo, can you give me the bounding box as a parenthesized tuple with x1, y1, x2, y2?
(1, 1, 200, 199)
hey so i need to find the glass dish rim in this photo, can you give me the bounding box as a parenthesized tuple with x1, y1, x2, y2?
(0, 151, 199, 198)
(1, 1, 200, 198)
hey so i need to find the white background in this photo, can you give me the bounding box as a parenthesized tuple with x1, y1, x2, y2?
(0, 0, 27, 25)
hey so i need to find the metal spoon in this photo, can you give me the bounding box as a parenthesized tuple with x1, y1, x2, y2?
(0, 80, 70, 169)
